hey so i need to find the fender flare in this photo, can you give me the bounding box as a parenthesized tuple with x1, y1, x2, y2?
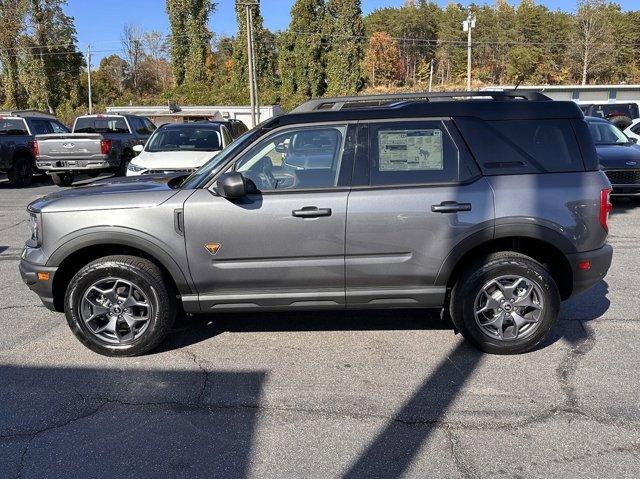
(47, 229, 194, 295)
(435, 222, 576, 286)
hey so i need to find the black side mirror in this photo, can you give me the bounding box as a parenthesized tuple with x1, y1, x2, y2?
(216, 172, 247, 199)
(275, 142, 288, 153)
(629, 137, 637, 144)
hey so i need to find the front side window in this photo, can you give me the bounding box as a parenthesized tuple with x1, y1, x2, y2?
(234, 125, 346, 191)
(370, 121, 459, 185)
(588, 121, 630, 145)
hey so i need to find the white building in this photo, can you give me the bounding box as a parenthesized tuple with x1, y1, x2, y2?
(106, 102, 284, 128)
(485, 84, 640, 103)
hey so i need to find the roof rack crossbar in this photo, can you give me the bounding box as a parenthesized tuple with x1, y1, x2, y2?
(291, 90, 551, 113)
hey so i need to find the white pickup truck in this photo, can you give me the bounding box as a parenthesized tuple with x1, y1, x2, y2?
(34, 114, 155, 186)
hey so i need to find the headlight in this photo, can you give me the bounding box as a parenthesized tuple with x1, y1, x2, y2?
(27, 212, 40, 247)
(127, 163, 146, 173)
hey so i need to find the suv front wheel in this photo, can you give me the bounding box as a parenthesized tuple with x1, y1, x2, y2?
(64, 255, 176, 356)
(450, 252, 560, 355)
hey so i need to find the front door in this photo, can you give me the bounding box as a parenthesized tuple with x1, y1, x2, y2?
(184, 123, 355, 311)
(345, 120, 494, 308)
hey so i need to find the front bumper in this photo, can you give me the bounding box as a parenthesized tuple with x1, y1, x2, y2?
(19, 256, 58, 311)
(566, 244, 613, 297)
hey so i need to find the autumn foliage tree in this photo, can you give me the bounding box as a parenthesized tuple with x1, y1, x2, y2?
(364, 32, 403, 87)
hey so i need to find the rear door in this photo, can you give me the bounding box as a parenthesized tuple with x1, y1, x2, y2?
(345, 119, 494, 308)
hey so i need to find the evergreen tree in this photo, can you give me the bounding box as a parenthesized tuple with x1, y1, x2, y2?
(231, 0, 278, 103)
(166, 0, 214, 86)
(279, 0, 326, 109)
(0, 0, 27, 108)
(324, 0, 365, 96)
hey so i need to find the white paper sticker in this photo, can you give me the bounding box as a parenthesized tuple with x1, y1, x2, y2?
(378, 129, 443, 171)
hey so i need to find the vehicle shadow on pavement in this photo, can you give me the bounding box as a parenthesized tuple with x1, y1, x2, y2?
(0, 176, 52, 189)
(0, 365, 266, 478)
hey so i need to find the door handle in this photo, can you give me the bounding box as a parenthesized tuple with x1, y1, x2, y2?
(292, 206, 332, 218)
(431, 201, 472, 213)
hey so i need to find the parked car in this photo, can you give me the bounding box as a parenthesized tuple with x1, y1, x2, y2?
(126, 122, 234, 176)
(623, 118, 640, 142)
(20, 91, 613, 357)
(578, 102, 640, 130)
(586, 116, 640, 196)
(224, 118, 249, 138)
(0, 110, 69, 187)
(34, 114, 155, 186)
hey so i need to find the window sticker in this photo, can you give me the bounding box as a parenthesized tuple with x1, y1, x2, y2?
(378, 129, 443, 171)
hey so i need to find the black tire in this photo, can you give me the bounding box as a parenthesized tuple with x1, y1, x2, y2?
(7, 156, 33, 187)
(117, 150, 134, 177)
(609, 115, 632, 131)
(51, 172, 74, 187)
(450, 252, 560, 355)
(64, 255, 176, 356)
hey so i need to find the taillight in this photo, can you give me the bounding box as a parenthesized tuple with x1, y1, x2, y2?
(100, 139, 111, 155)
(600, 187, 613, 232)
(32, 140, 39, 157)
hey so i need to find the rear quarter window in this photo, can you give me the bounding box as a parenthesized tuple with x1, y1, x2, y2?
(455, 118, 585, 175)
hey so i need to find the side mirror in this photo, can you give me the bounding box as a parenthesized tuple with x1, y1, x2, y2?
(133, 144, 144, 153)
(629, 137, 637, 144)
(215, 172, 247, 199)
(275, 142, 288, 153)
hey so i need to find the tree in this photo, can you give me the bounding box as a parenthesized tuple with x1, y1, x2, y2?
(435, 3, 466, 86)
(364, 32, 403, 87)
(166, 0, 215, 86)
(279, 0, 326, 109)
(0, 0, 27, 108)
(121, 24, 144, 94)
(92, 54, 128, 104)
(324, 0, 365, 95)
(568, 0, 615, 84)
(231, 0, 278, 104)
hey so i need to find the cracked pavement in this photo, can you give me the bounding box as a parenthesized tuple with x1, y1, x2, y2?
(1, 176, 639, 478)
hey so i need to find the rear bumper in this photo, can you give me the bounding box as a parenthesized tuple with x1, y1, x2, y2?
(19, 258, 58, 311)
(566, 244, 613, 297)
(36, 158, 116, 172)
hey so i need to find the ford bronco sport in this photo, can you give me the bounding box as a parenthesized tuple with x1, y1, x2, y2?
(20, 91, 613, 356)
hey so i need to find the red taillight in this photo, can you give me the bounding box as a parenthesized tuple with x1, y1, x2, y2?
(32, 140, 39, 157)
(599, 187, 613, 232)
(100, 139, 111, 155)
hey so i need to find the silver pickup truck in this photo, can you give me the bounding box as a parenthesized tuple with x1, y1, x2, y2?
(35, 114, 155, 186)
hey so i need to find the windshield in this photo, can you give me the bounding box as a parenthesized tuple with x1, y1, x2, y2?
(180, 129, 258, 189)
(588, 121, 630, 145)
(74, 117, 129, 133)
(146, 126, 222, 152)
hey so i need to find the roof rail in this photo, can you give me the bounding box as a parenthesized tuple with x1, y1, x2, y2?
(291, 90, 552, 113)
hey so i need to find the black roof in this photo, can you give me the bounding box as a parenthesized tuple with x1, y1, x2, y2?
(263, 90, 584, 130)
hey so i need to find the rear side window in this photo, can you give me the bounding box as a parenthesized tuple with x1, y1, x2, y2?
(0, 118, 28, 135)
(455, 118, 584, 175)
(590, 103, 639, 120)
(30, 119, 53, 134)
(369, 121, 459, 185)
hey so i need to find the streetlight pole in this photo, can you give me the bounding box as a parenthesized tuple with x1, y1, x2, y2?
(240, 1, 259, 127)
(462, 8, 476, 91)
(86, 44, 93, 114)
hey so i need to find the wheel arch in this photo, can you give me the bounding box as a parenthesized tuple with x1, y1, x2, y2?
(437, 227, 575, 300)
(49, 232, 193, 312)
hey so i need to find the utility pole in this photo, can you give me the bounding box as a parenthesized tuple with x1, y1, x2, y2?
(428, 58, 434, 92)
(241, 1, 259, 127)
(86, 44, 93, 114)
(462, 8, 476, 91)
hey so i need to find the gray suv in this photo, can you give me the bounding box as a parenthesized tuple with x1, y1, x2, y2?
(20, 91, 613, 356)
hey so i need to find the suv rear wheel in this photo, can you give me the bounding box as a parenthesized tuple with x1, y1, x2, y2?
(64, 255, 176, 356)
(450, 252, 560, 355)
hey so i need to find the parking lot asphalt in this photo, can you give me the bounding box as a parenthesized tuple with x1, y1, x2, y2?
(1, 175, 639, 479)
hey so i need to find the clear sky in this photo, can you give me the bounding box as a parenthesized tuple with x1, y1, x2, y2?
(67, 0, 639, 62)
